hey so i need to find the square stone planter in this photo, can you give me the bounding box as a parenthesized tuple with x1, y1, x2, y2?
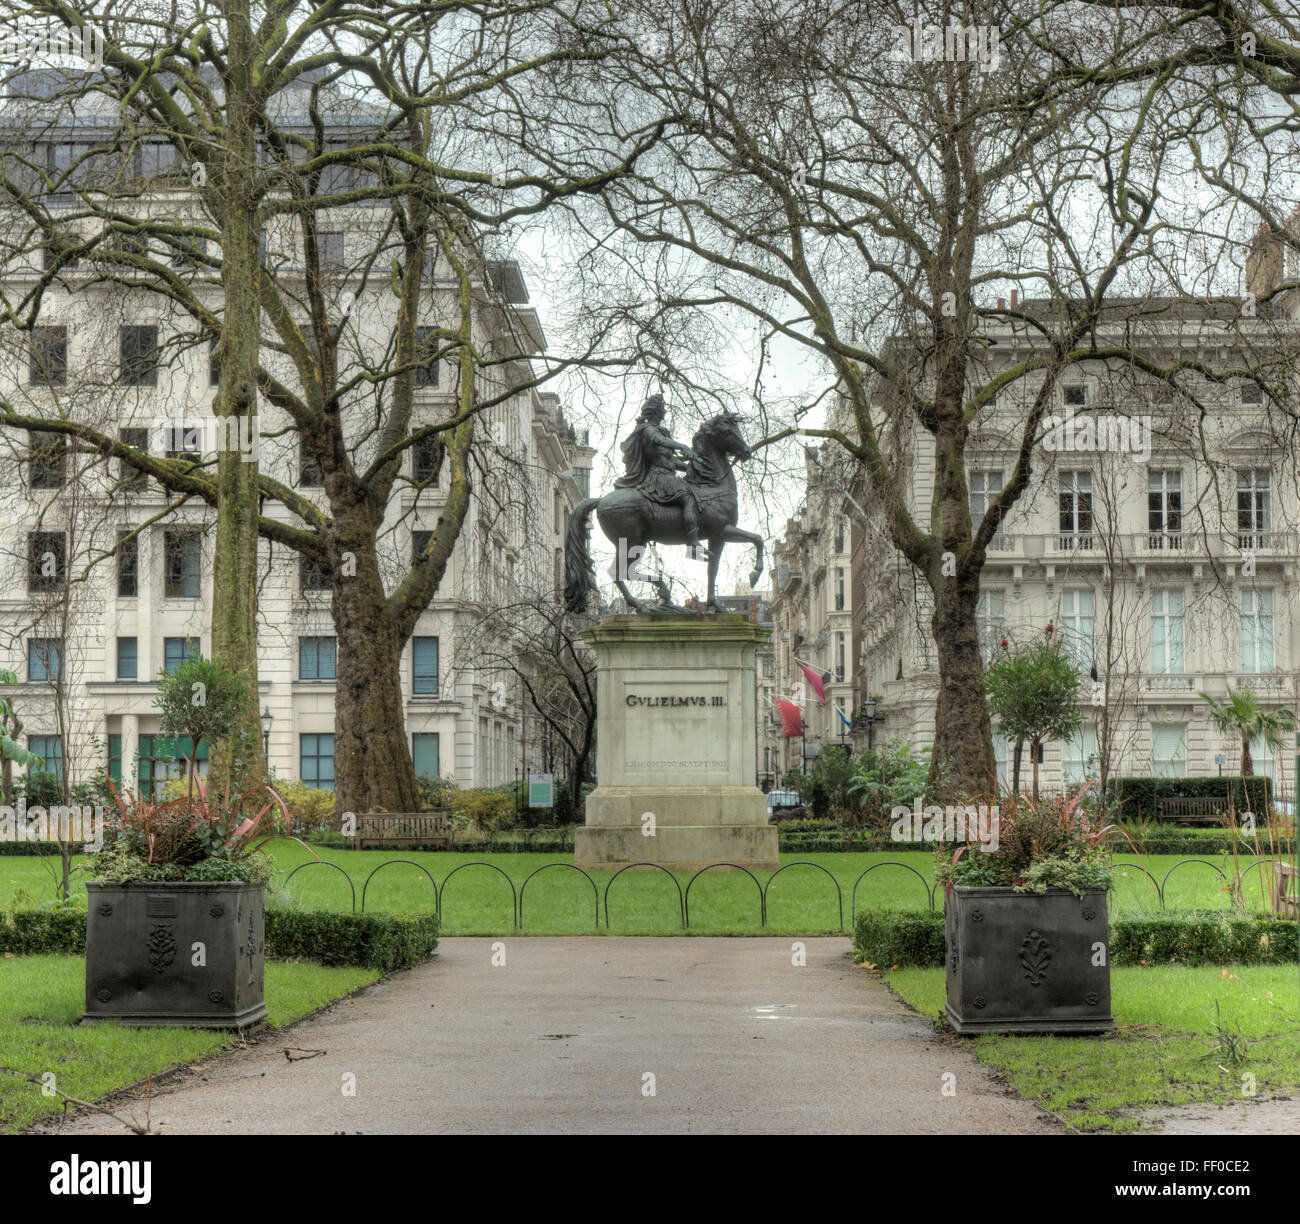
(944, 885, 1114, 1035)
(82, 881, 266, 1028)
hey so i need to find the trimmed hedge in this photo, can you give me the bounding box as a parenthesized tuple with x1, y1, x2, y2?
(0, 841, 68, 856)
(780, 829, 1293, 855)
(853, 908, 1299, 968)
(0, 908, 87, 954)
(0, 908, 438, 971)
(1106, 775, 1273, 822)
(266, 910, 438, 972)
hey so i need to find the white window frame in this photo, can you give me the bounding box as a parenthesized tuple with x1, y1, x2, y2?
(1149, 589, 1185, 675)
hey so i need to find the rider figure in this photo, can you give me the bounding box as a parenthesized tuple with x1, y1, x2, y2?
(614, 394, 701, 549)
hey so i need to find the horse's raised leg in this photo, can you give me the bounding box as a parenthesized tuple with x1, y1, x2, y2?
(721, 525, 765, 589)
(705, 537, 724, 611)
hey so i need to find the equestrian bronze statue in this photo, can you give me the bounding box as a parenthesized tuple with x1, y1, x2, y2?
(564, 395, 765, 613)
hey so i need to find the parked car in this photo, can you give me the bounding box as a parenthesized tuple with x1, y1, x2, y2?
(766, 790, 806, 822)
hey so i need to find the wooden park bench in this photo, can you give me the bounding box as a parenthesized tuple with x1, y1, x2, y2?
(1155, 796, 1232, 826)
(353, 811, 453, 851)
(1275, 862, 1298, 918)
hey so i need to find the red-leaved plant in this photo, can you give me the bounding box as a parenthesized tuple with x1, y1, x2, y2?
(938, 780, 1140, 898)
(97, 774, 316, 882)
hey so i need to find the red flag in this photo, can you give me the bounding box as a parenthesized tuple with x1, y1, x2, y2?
(773, 699, 803, 739)
(797, 661, 827, 706)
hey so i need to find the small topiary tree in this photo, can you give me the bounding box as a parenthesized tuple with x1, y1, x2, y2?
(153, 653, 254, 800)
(984, 626, 1083, 800)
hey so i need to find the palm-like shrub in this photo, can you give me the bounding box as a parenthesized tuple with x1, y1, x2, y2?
(1198, 686, 1295, 780)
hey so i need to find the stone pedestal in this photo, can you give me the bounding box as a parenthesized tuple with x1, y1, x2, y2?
(575, 614, 778, 871)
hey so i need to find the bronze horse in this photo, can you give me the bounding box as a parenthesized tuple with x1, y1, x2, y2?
(564, 412, 764, 613)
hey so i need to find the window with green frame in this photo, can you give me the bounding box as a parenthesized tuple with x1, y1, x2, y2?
(27, 735, 63, 783)
(108, 734, 209, 798)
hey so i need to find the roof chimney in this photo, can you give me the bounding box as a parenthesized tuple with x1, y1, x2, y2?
(1246, 222, 1284, 300)
(1009, 289, 1019, 308)
(997, 297, 1006, 309)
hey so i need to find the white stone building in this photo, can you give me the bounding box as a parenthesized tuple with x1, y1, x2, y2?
(773, 282, 1300, 798)
(0, 69, 593, 797)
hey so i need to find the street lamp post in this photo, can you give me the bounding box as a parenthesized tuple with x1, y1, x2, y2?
(856, 695, 886, 751)
(260, 706, 273, 762)
(1215, 753, 1225, 777)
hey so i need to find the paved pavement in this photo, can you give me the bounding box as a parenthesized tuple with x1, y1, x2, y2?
(40, 938, 1060, 1134)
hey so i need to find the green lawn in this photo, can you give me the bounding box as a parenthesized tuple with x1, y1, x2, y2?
(2, 843, 1287, 934)
(882, 964, 1300, 1132)
(0, 955, 380, 1133)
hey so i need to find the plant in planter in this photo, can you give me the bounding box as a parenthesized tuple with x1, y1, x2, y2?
(83, 654, 295, 1028)
(934, 783, 1118, 1034)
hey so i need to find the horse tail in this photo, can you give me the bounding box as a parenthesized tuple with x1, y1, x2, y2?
(564, 497, 600, 614)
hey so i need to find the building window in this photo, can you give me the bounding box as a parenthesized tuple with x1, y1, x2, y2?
(968, 470, 1004, 536)
(413, 431, 441, 483)
(109, 733, 208, 799)
(1236, 469, 1270, 548)
(299, 438, 323, 487)
(119, 324, 160, 386)
(413, 530, 433, 567)
(208, 338, 222, 388)
(1241, 381, 1263, 406)
(118, 428, 149, 490)
(27, 735, 64, 783)
(1063, 383, 1088, 407)
(163, 530, 201, 598)
(1058, 471, 1093, 545)
(300, 555, 331, 592)
(28, 431, 66, 488)
(169, 234, 207, 270)
(27, 639, 62, 683)
(300, 733, 335, 792)
(298, 636, 337, 680)
(834, 518, 846, 554)
(164, 637, 199, 674)
(412, 637, 439, 695)
(117, 636, 138, 679)
(163, 420, 202, 464)
(835, 632, 846, 683)
(414, 325, 440, 387)
(28, 531, 66, 592)
(1240, 589, 1275, 673)
(993, 733, 1009, 791)
(554, 490, 563, 534)
(28, 326, 67, 386)
(976, 589, 1005, 655)
(1149, 589, 1185, 674)
(1059, 589, 1094, 671)
(1062, 723, 1098, 787)
(117, 532, 138, 597)
(317, 231, 344, 271)
(834, 567, 846, 611)
(1152, 723, 1187, 778)
(412, 732, 440, 779)
(1248, 734, 1276, 786)
(1147, 469, 1181, 546)
(139, 141, 182, 178)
